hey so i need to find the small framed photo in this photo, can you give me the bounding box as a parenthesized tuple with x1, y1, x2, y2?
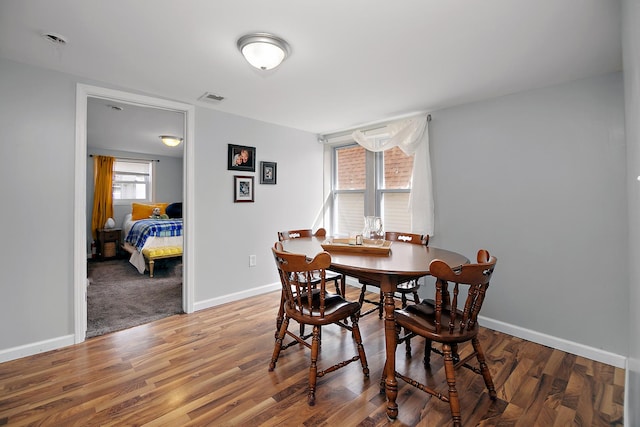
(234, 175, 254, 203)
(228, 144, 256, 172)
(260, 161, 277, 185)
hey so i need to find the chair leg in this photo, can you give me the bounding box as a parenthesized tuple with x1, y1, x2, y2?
(308, 325, 320, 406)
(350, 314, 369, 377)
(452, 343, 460, 364)
(472, 337, 497, 399)
(423, 338, 433, 367)
(269, 317, 289, 371)
(412, 290, 420, 305)
(404, 329, 412, 358)
(358, 283, 383, 318)
(358, 284, 366, 308)
(442, 343, 462, 427)
(335, 276, 348, 325)
(379, 358, 388, 393)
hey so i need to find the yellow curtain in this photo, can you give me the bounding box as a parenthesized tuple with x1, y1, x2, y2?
(91, 156, 115, 240)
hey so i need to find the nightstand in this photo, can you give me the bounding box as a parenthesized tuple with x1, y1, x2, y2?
(97, 228, 122, 260)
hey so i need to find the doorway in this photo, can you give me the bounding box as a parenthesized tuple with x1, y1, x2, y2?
(74, 84, 195, 343)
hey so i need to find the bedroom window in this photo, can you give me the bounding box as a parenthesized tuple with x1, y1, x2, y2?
(112, 159, 154, 203)
(332, 143, 413, 235)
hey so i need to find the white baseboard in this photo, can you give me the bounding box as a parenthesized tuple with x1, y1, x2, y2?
(479, 315, 626, 368)
(1, 284, 282, 364)
(350, 277, 627, 368)
(1, 283, 627, 374)
(193, 282, 281, 312)
(0, 334, 75, 364)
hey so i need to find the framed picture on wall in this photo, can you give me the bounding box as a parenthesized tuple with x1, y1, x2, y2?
(228, 144, 256, 172)
(260, 161, 277, 184)
(234, 175, 254, 203)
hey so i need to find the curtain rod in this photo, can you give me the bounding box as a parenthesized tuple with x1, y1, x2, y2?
(89, 154, 160, 162)
(320, 113, 431, 142)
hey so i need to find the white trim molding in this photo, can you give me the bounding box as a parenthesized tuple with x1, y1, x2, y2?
(479, 315, 627, 369)
(74, 83, 196, 345)
(0, 335, 75, 364)
(194, 283, 280, 312)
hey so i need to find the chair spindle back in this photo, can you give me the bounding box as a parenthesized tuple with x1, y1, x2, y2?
(430, 250, 497, 335)
(384, 231, 429, 246)
(272, 242, 332, 318)
(278, 228, 327, 242)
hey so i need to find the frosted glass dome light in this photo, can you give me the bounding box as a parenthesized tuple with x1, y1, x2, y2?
(160, 135, 183, 147)
(237, 33, 290, 71)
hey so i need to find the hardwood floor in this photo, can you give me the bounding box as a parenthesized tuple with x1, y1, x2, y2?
(0, 286, 624, 426)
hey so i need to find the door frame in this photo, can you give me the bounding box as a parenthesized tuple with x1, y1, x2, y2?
(74, 84, 195, 343)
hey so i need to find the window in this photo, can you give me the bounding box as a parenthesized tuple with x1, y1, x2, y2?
(332, 143, 414, 235)
(112, 159, 154, 204)
(334, 145, 366, 234)
(380, 146, 414, 231)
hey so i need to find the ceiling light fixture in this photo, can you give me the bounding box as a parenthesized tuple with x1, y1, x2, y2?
(160, 135, 183, 147)
(237, 32, 290, 71)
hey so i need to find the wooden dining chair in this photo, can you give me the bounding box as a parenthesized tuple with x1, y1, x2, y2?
(390, 249, 498, 427)
(358, 232, 429, 319)
(277, 229, 337, 287)
(269, 242, 369, 406)
(278, 228, 316, 241)
(276, 228, 346, 338)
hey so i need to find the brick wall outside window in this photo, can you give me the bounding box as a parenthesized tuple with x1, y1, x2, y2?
(336, 145, 365, 190)
(336, 145, 413, 189)
(383, 146, 413, 189)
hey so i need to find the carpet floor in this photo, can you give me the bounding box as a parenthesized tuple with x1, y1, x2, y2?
(86, 257, 183, 338)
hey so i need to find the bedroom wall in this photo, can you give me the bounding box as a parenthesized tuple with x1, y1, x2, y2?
(428, 72, 628, 356)
(85, 148, 183, 254)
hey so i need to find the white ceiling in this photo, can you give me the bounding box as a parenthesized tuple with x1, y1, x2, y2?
(87, 98, 185, 158)
(0, 0, 622, 138)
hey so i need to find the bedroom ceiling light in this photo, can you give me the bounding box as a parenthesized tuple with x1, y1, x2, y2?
(160, 135, 183, 147)
(237, 32, 290, 70)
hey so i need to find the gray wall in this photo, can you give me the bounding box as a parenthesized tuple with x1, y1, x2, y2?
(0, 57, 322, 351)
(623, 0, 640, 424)
(0, 52, 633, 411)
(192, 107, 322, 302)
(1, 58, 77, 347)
(429, 73, 628, 355)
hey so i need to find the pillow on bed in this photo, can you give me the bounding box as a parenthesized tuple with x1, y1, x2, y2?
(166, 202, 182, 219)
(131, 202, 169, 220)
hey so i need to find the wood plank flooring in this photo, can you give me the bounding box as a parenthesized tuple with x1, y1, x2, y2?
(0, 286, 625, 426)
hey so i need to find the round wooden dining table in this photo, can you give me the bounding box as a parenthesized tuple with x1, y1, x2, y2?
(281, 236, 469, 420)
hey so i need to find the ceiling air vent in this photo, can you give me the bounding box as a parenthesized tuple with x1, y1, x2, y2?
(199, 92, 225, 103)
(42, 32, 68, 45)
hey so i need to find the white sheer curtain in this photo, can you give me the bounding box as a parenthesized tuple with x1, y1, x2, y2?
(351, 114, 434, 236)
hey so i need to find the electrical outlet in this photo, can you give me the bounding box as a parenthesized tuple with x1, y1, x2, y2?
(249, 254, 257, 267)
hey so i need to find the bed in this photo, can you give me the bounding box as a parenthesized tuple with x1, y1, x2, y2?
(122, 202, 183, 277)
